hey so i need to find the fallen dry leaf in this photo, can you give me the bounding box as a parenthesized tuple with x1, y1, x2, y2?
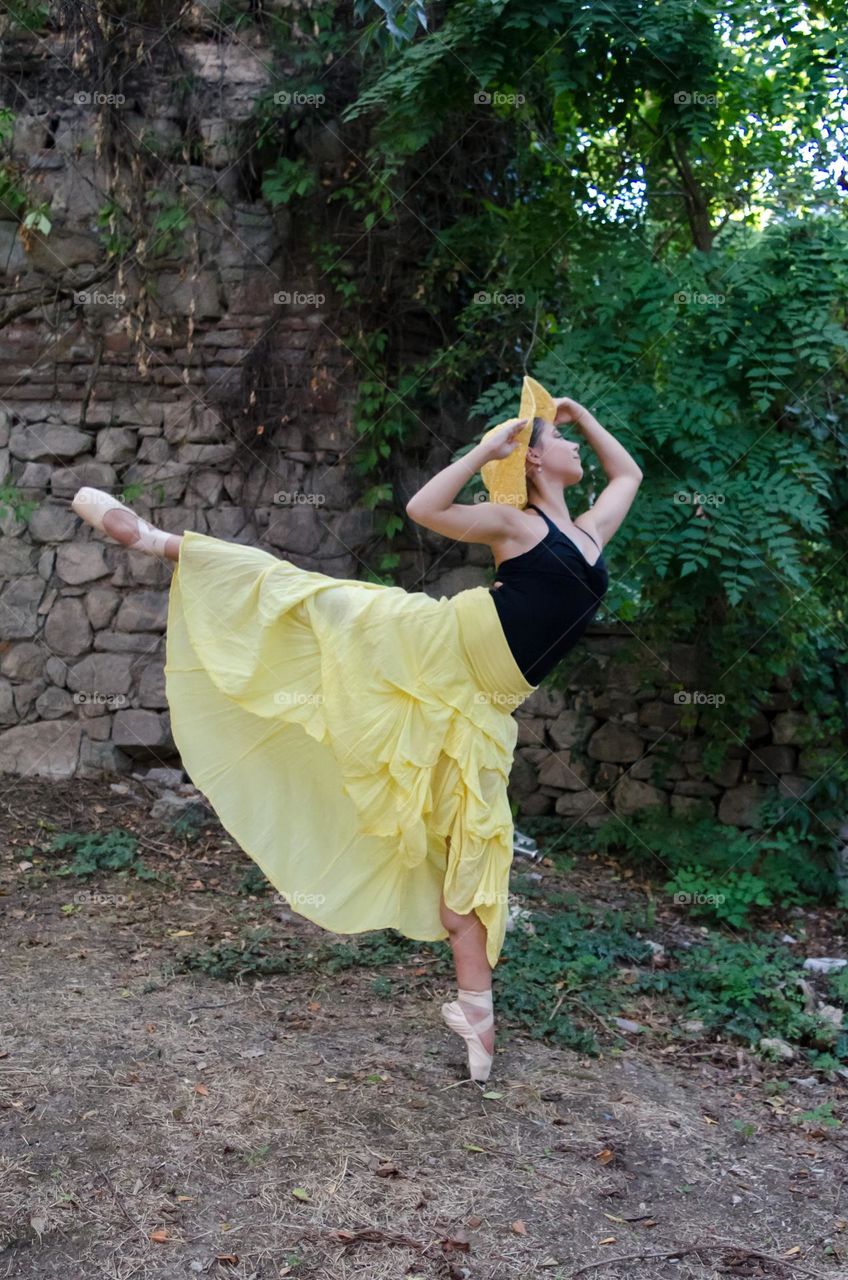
(511, 1220, 527, 1235)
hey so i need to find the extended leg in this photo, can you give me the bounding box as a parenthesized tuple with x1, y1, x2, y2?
(102, 507, 182, 562)
(72, 487, 182, 562)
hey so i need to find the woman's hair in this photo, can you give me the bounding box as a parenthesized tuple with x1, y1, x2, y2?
(523, 417, 551, 503)
(528, 417, 549, 450)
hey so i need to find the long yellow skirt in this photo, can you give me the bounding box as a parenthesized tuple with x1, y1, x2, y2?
(163, 531, 538, 969)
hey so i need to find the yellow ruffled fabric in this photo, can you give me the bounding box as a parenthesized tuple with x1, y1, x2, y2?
(163, 531, 537, 969)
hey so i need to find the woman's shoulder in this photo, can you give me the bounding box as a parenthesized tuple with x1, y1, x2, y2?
(490, 503, 548, 565)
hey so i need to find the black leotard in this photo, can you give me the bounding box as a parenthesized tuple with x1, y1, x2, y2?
(488, 502, 609, 686)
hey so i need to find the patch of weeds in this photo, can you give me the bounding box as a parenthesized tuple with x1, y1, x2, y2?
(808, 1051, 845, 1073)
(516, 814, 583, 870)
(542, 888, 584, 908)
(243, 1144, 272, 1166)
(370, 975, 394, 998)
(497, 897, 848, 1069)
(237, 864, 272, 896)
(179, 927, 451, 984)
(555, 851, 577, 872)
(497, 903, 657, 1055)
(826, 965, 848, 1004)
(169, 805, 215, 843)
(592, 809, 836, 928)
(0, 483, 37, 524)
(179, 927, 305, 980)
(637, 935, 848, 1066)
(320, 931, 451, 975)
(510, 870, 547, 899)
(790, 1101, 841, 1131)
(46, 829, 162, 882)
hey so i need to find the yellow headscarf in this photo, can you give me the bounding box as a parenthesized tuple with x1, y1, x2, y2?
(478, 375, 558, 509)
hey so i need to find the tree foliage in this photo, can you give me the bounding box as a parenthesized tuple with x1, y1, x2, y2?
(333, 0, 848, 824)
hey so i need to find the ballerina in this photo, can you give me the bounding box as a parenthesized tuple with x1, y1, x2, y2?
(70, 376, 641, 1085)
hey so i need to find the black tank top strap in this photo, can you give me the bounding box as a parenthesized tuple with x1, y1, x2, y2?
(578, 526, 601, 550)
(525, 503, 601, 549)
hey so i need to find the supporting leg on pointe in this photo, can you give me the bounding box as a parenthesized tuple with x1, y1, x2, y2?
(439, 886, 496, 1067)
(439, 891, 494, 998)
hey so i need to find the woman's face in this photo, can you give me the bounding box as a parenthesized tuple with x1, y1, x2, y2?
(526, 421, 583, 487)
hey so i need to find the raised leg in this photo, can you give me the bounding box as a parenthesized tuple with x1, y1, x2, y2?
(102, 507, 182, 562)
(72, 487, 182, 562)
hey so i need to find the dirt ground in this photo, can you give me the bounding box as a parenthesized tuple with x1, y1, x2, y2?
(2, 774, 847, 1280)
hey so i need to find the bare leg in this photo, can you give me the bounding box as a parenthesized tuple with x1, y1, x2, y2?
(439, 889, 495, 1057)
(101, 508, 182, 562)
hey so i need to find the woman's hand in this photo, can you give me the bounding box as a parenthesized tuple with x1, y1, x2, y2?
(553, 397, 584, 426)
(480, 417, 529, 463)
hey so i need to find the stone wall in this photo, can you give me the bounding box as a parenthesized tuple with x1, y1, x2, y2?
(0, 25, 372, 779)
(509, 633, 817, 831)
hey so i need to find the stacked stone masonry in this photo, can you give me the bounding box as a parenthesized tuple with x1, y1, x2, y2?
(509, 648, 815, 831)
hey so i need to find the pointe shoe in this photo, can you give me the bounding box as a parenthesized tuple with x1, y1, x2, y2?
(441, 988, 495, 1084)
(71, 486, 173, 558)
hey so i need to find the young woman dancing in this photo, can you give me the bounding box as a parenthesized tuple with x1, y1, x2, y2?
(70, 376, 642, 1086)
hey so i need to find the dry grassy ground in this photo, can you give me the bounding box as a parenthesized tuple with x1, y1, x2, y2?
(1, 775, 847, 1280)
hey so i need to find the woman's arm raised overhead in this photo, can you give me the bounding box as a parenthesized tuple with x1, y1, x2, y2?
(405, 419, 528, 544)
(554, 398, 643, 546)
